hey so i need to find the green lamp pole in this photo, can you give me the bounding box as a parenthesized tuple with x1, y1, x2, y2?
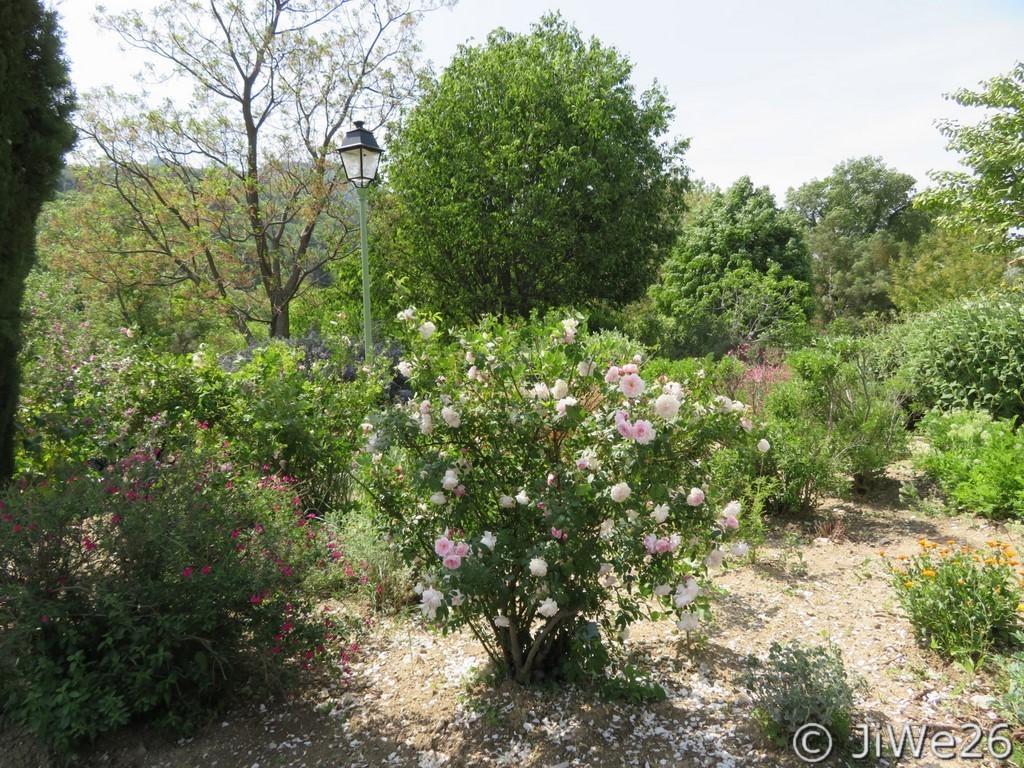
(338, 121, 383, 363)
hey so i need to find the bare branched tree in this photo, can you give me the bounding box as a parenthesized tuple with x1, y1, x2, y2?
(75, 0, 451, 339)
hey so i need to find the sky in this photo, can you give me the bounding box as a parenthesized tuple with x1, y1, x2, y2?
(54, 0, 1024, 202)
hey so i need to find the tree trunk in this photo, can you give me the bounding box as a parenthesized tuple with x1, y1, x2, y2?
(269, 300, 290, 339)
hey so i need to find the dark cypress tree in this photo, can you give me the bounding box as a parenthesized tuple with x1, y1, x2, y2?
(0, 1, 76, 483)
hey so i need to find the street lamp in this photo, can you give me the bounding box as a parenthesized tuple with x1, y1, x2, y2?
(338, 120, 382, 362)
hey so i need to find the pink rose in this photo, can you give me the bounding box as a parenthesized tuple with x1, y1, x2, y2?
(442, 554, 462, 569)
(434, 537, 454, 557)
(619, 373, 645, 399)
(632, 419, 656, 445)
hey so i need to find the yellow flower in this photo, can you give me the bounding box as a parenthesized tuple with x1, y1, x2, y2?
(921, 569, 937, 578)
(1017, 603, 1024, 612)
(904, 580, 914, 588)
(958, 579, 966, 585)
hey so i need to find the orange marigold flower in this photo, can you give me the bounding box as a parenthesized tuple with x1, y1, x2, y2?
(921, 569, 937, 577)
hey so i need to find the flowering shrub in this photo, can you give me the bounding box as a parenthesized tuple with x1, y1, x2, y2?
(721, 343, 790, 415)
(366, 313, 765, 683)
(889, 539, 1023, 665)
(0, 441, 360, 758)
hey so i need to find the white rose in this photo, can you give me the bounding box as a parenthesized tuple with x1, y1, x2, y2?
(654, 393, 680, 420)
(757, 438, 771, 453)
(397, 360, 414, 378)
(705, 548, 725, 569)
(551, 379, 569, 399)
(529, 557, 548, 577)
(499, 494, 516, 508)
(418, 321, 436, 339)
(677, 613, 699, 632)
(652, 504, 670, 524)
(441, 406, 461, 428)
(538, 598, 559, 618)
(610, 482, 631, 503)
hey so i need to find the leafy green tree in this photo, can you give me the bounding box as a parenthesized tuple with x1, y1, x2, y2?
(891, 228, 1008, 314)
(383, 14, 687, 322)
(918, 61, 1024, 254)
(36, 167, 237, 352)
(649, 177, 812, 358)
(0, 0, 75, 483)
(75, 0, 449, 341)
(786, 156, 929, 320)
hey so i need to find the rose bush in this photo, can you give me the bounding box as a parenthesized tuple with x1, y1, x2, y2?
(366, 313, 766, 683)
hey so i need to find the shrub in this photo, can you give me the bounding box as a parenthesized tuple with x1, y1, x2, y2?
(215, 341, 384, 514)
(758, 337, 908, 514)
(914, 409, 1024, 519)
(995, 652, 1024, 730)
(888, 289, 1024, 424)
(889, 539, 1023, 665)
(366, 312, 765, 684)
(0, 443, 353, 758)
(18, 314, 381, 515)
(741, 640, 865, 746)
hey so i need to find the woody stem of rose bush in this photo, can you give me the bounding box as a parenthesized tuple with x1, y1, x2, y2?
(517, 607, 578, 683)
(464, 615, 503, 669)
(507, 617, 526, 674)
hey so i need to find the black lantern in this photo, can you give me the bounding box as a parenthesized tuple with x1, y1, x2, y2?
(338, 121, 382, 188)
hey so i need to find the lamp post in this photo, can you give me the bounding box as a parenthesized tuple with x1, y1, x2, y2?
(338, 121, 382, 362)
